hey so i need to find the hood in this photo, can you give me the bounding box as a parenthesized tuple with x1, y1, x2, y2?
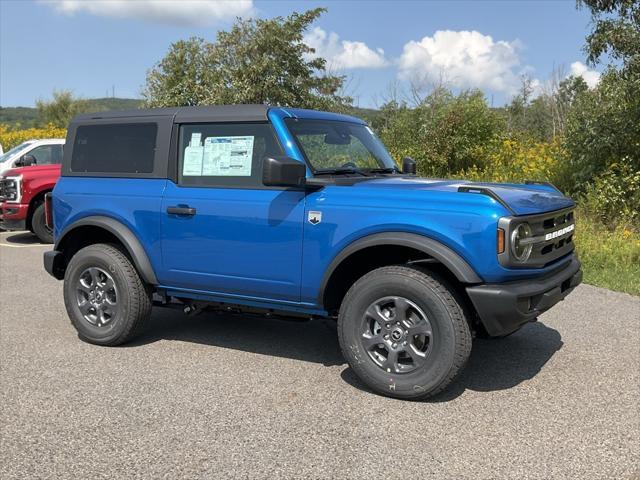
(1, 163, 61, 178)
(351, 176, 575, 216)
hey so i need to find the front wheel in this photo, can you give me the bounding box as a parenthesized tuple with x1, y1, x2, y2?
(31, 203, 53, 243)
(63, 243, 152, 346)
(338, 265, 472, 400)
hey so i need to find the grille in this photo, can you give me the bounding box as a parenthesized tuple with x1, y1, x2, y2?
(527, 208, 575, 266)
(498, 207, 576, 268)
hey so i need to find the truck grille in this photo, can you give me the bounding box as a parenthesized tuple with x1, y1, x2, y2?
(498, 207, 576, 268)
(528, 208, 575, 266)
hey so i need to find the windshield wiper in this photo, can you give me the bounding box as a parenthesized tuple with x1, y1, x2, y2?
(367, 167, 400, 174)
(315, 167, 372, 177)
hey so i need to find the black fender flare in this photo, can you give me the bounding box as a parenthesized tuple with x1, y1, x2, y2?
(318, 232, 482, 304)
(55, 215, 158, 285)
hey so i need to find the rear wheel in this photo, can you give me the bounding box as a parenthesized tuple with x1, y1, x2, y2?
(338, 265, 472, 400)
(63, 243, 152, 346)
(31, 202, 53, 243)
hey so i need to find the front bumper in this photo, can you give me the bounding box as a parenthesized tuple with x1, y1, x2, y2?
(0, 202, 28, 231)
(44, 250, 65, 279)
(466, 255, 582, 337)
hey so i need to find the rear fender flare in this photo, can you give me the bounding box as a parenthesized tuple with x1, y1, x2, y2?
(56, 215, 158, 285)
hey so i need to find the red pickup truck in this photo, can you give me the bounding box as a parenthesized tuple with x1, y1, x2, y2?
(0, 163, 61, 243)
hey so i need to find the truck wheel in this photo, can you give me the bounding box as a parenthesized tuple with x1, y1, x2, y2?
(63, 243, 152, 346)
(31, 203, 53, 243)
(338, 265, 472, 400)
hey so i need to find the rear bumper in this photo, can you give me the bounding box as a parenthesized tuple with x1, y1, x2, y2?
(466, 255, 582, 337)
(0, 202, 28, 230)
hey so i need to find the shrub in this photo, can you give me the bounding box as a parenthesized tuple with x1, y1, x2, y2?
(578, 161, 640, 229)
(575, 213, 640, 296)
(378, 89, 505, 177)
(564, 70, 640, 190)
(456, 138, 573, 192)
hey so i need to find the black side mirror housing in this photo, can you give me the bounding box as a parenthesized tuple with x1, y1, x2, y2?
(402, 157, 416, 175)
(262, 156, 307, 188)
(16, 154, 36, 167)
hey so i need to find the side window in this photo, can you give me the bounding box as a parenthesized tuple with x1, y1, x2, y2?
(71, 123, 157, 174)
(51, 144, 64, 164)
(178, 123, 283, 187)
(26, 145, 54, 165)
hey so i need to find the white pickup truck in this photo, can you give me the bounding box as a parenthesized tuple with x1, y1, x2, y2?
(0, 138, 65, 176)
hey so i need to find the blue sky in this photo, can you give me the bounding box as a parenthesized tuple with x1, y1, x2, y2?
(0, 0, 599, 108)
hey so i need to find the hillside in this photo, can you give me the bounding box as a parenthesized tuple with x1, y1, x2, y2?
(0, 99, 379, 129)
(0, 98, 144, 128)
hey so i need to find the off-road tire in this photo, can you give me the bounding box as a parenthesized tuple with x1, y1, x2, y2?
(338, 265, 472, 400)
(63, 243, 152, 346)
(31, 202, 53, 243)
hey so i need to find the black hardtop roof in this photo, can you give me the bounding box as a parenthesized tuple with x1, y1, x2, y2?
(72, 104, 270, 123)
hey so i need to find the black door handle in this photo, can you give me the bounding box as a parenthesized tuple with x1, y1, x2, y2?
(167, 206, 196, 216)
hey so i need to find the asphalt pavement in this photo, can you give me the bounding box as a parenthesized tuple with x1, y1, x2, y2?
(1, 230, 638, 479)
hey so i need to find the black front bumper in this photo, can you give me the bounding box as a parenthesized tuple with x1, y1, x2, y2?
(466, 255, 583, 337)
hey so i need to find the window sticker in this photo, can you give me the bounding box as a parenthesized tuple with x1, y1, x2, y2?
(182, 133, 204, 176)
(202, 136, 254, 177)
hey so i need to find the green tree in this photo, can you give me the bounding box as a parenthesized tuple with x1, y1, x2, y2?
(578, 0, 640, 76)
(378, 88, 505, 176)
(564, 71, 640, 186)
(142, 38, 216, 108)
(506, 75, 534, 128)
(36, 90, 92, 128)
(557, 75, 589, 108)
(562, 0, 640, 225)
(143, 9, 351, 110)
(565, 0, 640, 188)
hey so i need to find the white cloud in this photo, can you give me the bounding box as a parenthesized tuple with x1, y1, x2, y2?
(304, 27, 388, 70)
(569, 61, 601, 88)
(43, 0, 254, 26)
(398, 30, 526, 94)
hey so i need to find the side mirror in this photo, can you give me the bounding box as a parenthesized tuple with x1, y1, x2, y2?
(402, 157, 416, 175)
(262, 156, 306, 188)
(16, 154, 37, 167)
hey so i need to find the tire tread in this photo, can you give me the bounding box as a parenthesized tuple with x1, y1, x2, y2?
(338, 264, 472, 400)
(64, 243, 152, 346)
(31, 202, 53, 244)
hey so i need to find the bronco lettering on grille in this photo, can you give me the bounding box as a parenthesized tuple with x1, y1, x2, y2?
(544, 224, 575, 241)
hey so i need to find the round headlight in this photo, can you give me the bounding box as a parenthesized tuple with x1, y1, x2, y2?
(511, 223, 533, 262)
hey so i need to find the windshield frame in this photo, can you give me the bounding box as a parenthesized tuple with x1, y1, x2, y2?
(284, 118, 397, 175)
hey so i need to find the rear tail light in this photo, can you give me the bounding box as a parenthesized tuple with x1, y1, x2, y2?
(44, 192, 53, 229)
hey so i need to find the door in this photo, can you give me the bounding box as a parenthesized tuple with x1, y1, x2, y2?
(160, 122, 305, 303)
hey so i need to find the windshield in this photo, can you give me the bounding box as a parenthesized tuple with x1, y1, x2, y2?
(0, 142, 33, 164)
(285, 119, 396, 173)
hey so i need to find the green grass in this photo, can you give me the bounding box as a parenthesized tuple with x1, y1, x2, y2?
(574, 213, 640, 296)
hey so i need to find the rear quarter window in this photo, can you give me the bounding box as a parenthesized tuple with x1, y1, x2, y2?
(71, 123, 157, 174)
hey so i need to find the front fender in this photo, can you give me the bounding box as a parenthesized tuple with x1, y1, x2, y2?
(317, 231, 482, 304)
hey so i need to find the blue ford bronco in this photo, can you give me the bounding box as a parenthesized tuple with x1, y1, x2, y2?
(44, 105, 582, 399)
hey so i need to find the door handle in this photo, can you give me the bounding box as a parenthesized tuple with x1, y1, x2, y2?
(167, 206, 196, 216)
